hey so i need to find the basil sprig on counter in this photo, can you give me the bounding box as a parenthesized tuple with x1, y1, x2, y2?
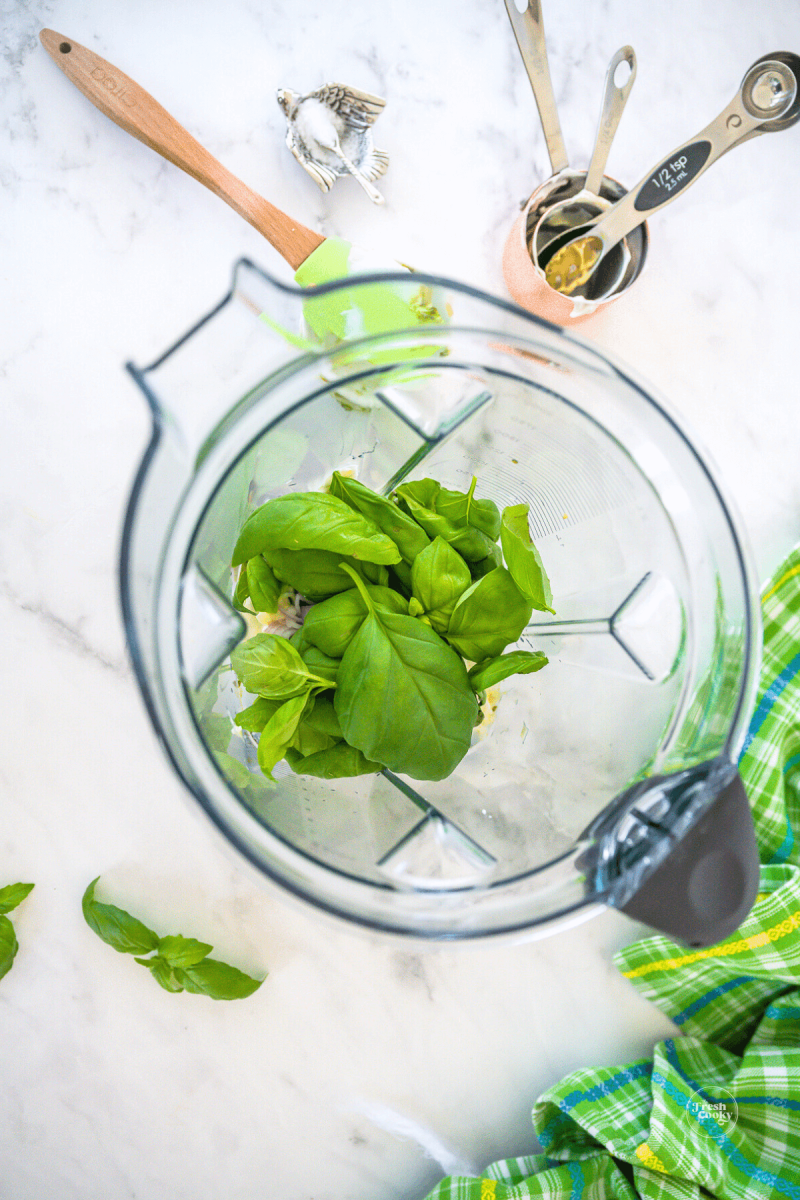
(82, 878, 264, 1000)
(0, 882, 34, 981)
(228, 473, 554, 784)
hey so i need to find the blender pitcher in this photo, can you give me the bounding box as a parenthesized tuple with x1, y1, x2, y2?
(121, 254, 761, 946)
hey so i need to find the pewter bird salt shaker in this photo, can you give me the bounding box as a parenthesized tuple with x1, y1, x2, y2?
(277, 83, 389, 204)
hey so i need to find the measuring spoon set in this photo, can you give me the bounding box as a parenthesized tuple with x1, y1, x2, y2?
(503, 1, 800, 321)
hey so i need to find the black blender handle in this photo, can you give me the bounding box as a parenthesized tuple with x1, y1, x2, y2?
(618, 768, 759, 948)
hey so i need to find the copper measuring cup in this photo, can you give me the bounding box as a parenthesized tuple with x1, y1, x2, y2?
(503, 169, 649, 324)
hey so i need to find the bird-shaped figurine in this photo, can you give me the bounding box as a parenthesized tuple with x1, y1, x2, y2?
(277, 83, 389, 204)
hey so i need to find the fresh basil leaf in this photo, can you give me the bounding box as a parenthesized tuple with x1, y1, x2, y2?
(264, 545, 378, 600)
(289, 625, 317, 658)
(230, 633, 332, 699)
(288, 628, 306, 649)
(203, 714, 233, 754)
(213, 751, 255, 791)
(85, 886, 265, 1001)
(329, 472, 430, 563)
(291, 720, 338, 757)
(247, 556, 281, 613)
(467, 650, 549, 691)
(232, 493, 401, 567)
(0, 882, 34, 916)
(371, 585, 414, 614)
(233, 567, 254, 613)
(393, 488, 455, 544)
(500, 504, 555, 613)
(394, 478, 440, 510)
(302, 584, 408, 658)
(257, 692, 313, 781)
(234, 696, 284, 732)
(395, 476, 501, 545)
(469, 545, 504, 579)
(334, 567, 478, 781)
(157, 934, 214, 968)
(177, 956, 264, 1000)
(446, 523, 501, 564)
(395, 488, 496, 564)
(410, 536, 471, 633)
(286, 741, 383, 779)
(388, 560, 413, 595)
(300, 645, 341, 686)
(435, 477, 502, 541)
(446, 568, 533, 662)
(137, 954, 185, 993)
(299, 695, 342, 739)
(0, 915, 19, 981)
(408, 597, 425, 617)
(360, 561, 389, 587)
(264, 545, 346, 598)
(82, 877, 160, 956)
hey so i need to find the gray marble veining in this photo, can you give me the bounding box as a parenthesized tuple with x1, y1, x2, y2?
(2, 2, 799, 1197)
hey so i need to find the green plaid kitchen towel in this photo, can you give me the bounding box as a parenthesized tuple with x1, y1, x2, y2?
(423, 545, 800, 1200)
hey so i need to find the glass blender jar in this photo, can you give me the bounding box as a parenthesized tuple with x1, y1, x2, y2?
(121, 255, 761, 946)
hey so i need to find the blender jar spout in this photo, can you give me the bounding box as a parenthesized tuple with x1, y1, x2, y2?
(126, 259, 313, 463)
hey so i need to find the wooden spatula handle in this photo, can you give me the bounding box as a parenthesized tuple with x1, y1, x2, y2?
(39, 29, 325, 270)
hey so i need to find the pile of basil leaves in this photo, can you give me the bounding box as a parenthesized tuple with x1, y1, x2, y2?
(229, 473, 553, 784)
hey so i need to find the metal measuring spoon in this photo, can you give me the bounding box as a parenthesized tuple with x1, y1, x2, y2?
(584, 46, 637, 197)
(529, 46, 637, 281)
(540, 52, 800, 296)
(505, 0, 569, 175)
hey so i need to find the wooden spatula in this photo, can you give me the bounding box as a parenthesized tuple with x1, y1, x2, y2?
(40, 29, 325, 271)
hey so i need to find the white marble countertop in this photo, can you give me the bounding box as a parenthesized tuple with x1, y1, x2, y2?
(3, 2, 799, 1197)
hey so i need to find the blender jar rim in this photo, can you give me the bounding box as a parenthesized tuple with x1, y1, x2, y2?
(118, 257, 761, 940)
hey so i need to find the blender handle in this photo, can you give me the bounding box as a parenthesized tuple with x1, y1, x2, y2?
(39, 29, 325, 270)
(617, 767, 760, 948)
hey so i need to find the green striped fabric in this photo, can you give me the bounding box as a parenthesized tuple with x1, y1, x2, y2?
(422, 546, 800, 1200)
